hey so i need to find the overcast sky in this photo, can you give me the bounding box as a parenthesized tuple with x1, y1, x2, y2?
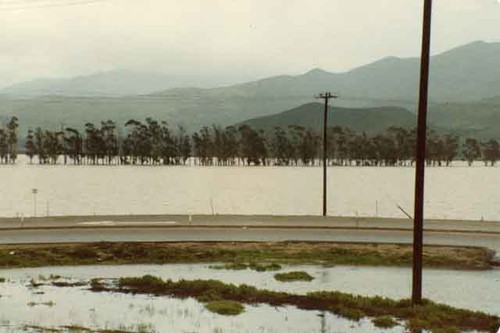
(1, 0, 499, 88)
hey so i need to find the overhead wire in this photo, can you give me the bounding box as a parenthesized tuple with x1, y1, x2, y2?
(0, 0, 110, 11)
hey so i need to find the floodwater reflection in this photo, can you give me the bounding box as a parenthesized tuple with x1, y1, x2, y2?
(0, 263, 498, 332)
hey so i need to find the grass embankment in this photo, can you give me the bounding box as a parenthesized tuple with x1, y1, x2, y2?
(110, 275, 499, 333)
(0, 242, 494, 270)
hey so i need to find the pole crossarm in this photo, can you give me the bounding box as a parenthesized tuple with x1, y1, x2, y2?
(315, 92, 338, 100)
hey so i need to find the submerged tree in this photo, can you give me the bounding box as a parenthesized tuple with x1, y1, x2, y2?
(462, 138, 481, 166)
(7, 116, 18, 163)
(238, 125, 268, 166)
(0, 127, 7, 163)
(25, 129, 36, 163)
(176, 125, 192, 165)
(0, 116, 19, 164)
(101, 120, 118, 165)
(64, 128, 83, 164)
(272, 127, 294, 166)
(481, 139, 500, 166)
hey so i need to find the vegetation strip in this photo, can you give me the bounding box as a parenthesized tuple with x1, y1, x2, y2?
(23, 324, 143, 333)
(0, 241, 494, 270)
(102, 275, 499, 333)
(210, 262, 281, 271)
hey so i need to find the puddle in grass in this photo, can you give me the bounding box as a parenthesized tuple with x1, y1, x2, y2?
(0, 263, 498, 332)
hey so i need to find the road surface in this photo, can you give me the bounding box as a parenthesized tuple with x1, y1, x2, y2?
(1, 227, 499, 253)
(1, 214, 499, 233)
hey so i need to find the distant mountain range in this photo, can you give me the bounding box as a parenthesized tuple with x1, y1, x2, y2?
(3, 40, 499, 102)
(0, 70, 238, 96)
(0, 40, 499, 139)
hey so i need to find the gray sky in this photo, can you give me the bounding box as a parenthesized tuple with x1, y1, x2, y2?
(1, 0, 499, 88)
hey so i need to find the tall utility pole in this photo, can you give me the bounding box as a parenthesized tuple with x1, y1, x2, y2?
(413, 0, 433, 305)
(315, 92, 337, 217)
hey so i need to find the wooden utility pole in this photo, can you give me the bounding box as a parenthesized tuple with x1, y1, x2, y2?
(315, 92, 337, 216)
(413, 0, 433, 305)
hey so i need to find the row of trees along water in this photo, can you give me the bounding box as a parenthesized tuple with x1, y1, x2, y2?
(0, 116, 499, 166)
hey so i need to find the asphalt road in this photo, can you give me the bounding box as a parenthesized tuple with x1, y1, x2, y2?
(1, 227, 499, 252)
(1, 214, 499, 233)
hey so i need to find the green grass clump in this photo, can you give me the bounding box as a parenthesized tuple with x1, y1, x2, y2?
(118, 275, 165, 293)
(372, 315, 398, 328)
(249, 262, 282, 272)
(0, 277, 5, 283)
(274, 271, 314, 282)
(90, 278, 106, 291)
(205, 300, 245, 316)
(209, 262, 248, 270)
(210, 262, 282, 272)
(111, 275, 499, 333)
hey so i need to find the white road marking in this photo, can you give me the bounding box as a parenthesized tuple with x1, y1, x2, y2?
(78, 221, 178, 226)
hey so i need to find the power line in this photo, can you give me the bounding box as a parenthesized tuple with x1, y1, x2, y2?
(0, 0, 110, 11)
(0, 0, 108, 6)
(0, 0, 77, 4)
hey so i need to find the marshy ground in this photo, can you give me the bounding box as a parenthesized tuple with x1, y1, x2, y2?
(0, 241, 495, 270)
(1, 241, 498, 333)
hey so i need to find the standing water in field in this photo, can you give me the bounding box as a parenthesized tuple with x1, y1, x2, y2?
(1, 156, 499, 220)
(2, 263, 499, 332)
(0, 264, 498, 315)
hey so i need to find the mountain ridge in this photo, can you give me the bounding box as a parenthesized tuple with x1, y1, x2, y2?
(0, 70, 240, 96)
(0, 41, 499, 139)
(3, 40, 499, 102)
(148, 40, 500, 103)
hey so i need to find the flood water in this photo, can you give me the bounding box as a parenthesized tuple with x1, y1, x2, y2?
(0, 284, 402, 333)
(1, 155, 499, 221)
(0, 264, 498, 332)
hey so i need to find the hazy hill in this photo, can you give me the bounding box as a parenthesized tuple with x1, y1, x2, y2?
(429, 99, 500, 139)
(239, 103, 416, 135)
(0, 41, 499, 138)
(3, 40, 499, 103)
(238, 101, 500, 139)
(151, 40, 500, 103)
(237, 100, 500, 140)
(0, 70, 231, 96)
